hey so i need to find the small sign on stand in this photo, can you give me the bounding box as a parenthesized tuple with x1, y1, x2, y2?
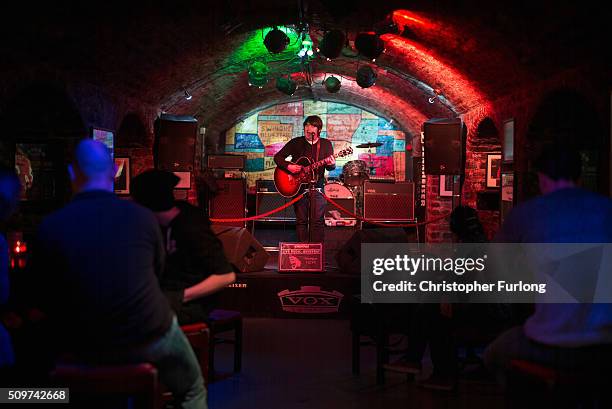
(278, 242, 324, 272)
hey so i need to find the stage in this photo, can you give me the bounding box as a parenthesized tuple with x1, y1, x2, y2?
(216, 224, 419, 319)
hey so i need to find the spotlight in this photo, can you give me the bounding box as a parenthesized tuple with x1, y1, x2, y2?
(323, 75, 341, 93)
(248, 61, 270, 88)
(264, 27, 290, 54)
(356, 66, 377, 88)
(373, 17, 399, 36)
(355, 33, 384, 61)
(298, 39, 314, 59)
(319, 29, 345, 60)
(276, 77, 297, 96)
(184, 90, 192, 100)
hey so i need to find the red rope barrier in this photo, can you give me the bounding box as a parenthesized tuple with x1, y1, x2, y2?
(209, 191, 306, 223)
(319, 191, 451, 227)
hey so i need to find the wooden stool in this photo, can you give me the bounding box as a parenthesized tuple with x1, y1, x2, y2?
(180, 322, 210, 385)
(208, 309, 243, 381)
(50, 362, 161, 409)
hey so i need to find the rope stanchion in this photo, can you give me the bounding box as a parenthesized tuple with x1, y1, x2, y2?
(319, 191, 450, 227)
(210, 191, 306, 223)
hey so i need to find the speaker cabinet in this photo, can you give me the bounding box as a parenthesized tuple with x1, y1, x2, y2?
(363, 181, 414, 221)
(210, 226, 269, 273)
(209, 178, 246, 227)
(424, 118, 462, 175)
(336, 228, 413, 274)
(155, 114, 197, 171)
(256, 180, 295, 221)
(207, 154, 246, 170)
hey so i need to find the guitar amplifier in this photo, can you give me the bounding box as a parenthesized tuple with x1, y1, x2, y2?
(207, 154, 246, 170)
(209, 178, 246, 227)
(363, 181, 415, 221)
(255, 180, 296, 221)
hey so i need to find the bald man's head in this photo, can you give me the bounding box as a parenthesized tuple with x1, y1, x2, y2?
(69, 139, 115, 193)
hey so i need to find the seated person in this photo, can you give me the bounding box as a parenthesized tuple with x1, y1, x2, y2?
(31, 140, 206, 407)
(485, 145, 612, 383)
(131, 169, 236, 325)
(0, 168, 20, 372)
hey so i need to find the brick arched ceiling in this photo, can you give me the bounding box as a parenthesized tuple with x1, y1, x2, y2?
(2, 0, 608, 137)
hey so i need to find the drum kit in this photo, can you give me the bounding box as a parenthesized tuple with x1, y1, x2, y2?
(325, 141, 386, 215)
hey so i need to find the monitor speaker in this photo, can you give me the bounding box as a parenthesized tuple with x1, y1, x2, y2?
(210, 226, 270, 273)
(336, 228, 414, 274)
(424, 118, 462, 175)
(155, 114, 197, 171)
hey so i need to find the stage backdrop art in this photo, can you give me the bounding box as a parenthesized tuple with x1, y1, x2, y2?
(225, 101, 406, 191)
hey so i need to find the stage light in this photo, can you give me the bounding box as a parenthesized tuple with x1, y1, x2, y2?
(298, 39, 314, 59)
(276, 76, 297, 96)
(355, 33, 384, 61)
(319, 29, 345, 60)
(264, 27, 290, 54)
(323, 75, 341, 93)
(184, 90, 192, 100)
(356, 65, 377, 88)
(248, 61, 270, 88)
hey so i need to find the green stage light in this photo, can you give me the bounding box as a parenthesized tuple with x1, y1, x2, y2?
(276, 76, 297, 95)
(264, 27, 290, 54)
(324, 75, 341, 93)
(248, 61, 270, 88)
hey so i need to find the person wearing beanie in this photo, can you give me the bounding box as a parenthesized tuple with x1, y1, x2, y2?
(131, 169, 236, 325)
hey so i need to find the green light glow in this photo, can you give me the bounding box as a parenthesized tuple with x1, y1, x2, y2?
(225, 26, 313, 77)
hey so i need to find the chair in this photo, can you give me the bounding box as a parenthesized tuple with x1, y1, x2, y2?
(207, 309, 243, 381)
(180, 322, 210, 385)
(350, 296, 410, 384)
(50, 362, 161, 409)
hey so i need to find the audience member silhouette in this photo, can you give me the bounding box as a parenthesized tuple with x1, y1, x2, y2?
(33, 140, 207, 408)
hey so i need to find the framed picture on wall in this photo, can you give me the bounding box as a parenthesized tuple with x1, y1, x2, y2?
(439, 175, 453, 197)
(114, 157, 130, 194)
(486, 154, 502, 188)
(92, 127, 115, 158)
(503, 119, 514, 163)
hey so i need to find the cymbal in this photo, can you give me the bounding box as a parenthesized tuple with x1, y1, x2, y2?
(356, 142, 383, 148)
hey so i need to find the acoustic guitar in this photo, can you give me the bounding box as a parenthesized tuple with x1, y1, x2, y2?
(274, 147, 353, 197)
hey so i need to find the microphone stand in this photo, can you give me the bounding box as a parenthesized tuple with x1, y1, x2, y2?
(308, 132, 316, 243)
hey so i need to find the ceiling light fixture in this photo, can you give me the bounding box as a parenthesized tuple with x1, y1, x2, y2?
(319, 29, 345, 60)
(264, 27, 290, 54)
(248, 61, 270, 88)
(184, 90, 192, 100)
(355, 32, 385, 61)
(323, 75, 341, 93)
(356, 65, 377, 88)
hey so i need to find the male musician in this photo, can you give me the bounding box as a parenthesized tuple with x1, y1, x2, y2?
(274, 115, 335, 243)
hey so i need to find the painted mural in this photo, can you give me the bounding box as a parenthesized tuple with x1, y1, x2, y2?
(225, 101, 406, 191)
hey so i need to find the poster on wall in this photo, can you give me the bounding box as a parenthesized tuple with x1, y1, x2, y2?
(486, 153, 502, 188)
(92, 127, 114, 159)
(225, 101, 406, 190)
(15, 144, 56, 201)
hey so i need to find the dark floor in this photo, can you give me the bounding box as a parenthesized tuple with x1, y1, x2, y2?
(208, 318, 507, 409)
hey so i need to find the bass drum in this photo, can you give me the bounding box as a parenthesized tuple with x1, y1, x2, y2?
(324, 181, 354, 199)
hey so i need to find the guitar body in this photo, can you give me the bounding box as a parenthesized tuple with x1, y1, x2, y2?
(274, 156, 314, 197)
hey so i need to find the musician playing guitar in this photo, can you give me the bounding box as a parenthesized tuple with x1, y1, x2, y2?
(274, 115, 335, 243)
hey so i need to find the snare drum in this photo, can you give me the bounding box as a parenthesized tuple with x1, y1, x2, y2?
(342, 160, 369, 186)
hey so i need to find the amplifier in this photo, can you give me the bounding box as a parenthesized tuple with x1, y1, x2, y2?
(212, 169, 245, 179)
(209, 178, 246, 227)
(255, 180, 296, 221)
(207, 154, 246, 170)
(363, 181, 414, 221)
